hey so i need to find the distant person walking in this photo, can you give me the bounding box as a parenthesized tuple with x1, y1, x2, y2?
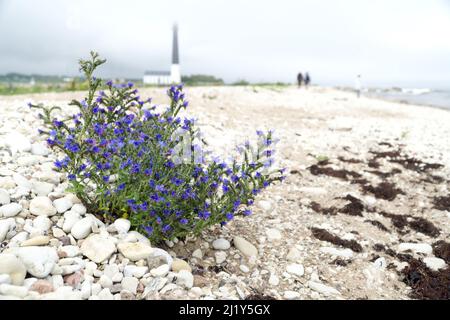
(304, 72, 311, 88)
(355, 74, 362, 98)
(297, 72, 303, 88)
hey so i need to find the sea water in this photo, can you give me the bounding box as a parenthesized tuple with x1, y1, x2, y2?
(367, 87, 450, 110)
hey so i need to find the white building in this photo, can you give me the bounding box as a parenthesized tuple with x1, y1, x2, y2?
(143, 24, 181, 85)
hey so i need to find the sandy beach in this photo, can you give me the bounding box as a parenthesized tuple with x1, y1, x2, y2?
(0, 86, 449, 300)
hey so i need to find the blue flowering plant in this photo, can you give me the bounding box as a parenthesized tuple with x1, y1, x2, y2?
(30, 52, 285, 242)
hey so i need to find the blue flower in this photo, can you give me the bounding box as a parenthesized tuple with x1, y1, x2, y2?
(54, 160, 63, 169)
(116, 183, 125, 192)
(144, 226, 153, 236)
(243, 209, 252, 216)
(180, 218, 188, 225)
(68, 174, 76, 181)
(226, 212, 234, 220)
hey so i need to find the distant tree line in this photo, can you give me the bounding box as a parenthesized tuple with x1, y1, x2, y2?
(181, 74, 224, 85)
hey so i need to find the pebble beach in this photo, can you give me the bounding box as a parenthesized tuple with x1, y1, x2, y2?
(0, 85, 449, 300)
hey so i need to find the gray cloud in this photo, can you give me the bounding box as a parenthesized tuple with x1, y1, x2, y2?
(0, 0, 449, 87)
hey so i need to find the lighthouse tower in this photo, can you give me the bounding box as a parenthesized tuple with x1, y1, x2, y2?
(170, 23, 181, 84)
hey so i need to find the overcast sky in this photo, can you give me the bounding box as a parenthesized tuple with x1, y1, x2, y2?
(1, 0, 450, 87)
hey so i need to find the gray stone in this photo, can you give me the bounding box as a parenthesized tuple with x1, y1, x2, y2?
(286, 263, 304, 277)
(0, 253, 27, 285)
(113, 219, 131, 233)
(398, 243, 432, 255)
(212, 238, 231, 250)
(32, 181, 54, 196)
(80, 234, 116, 263)
(423, 257, 446, 271)
(32, 215, 52, 233)
(0, 203, 22, 217)
(71, 217, 93, 239)
(117, 242, 152, 261)
(308, 281, 341, 296)
(29, 196, 57, 216)
(6, 246, 58, 278)
(53, 197, 73, 214)
(233, 236, 258, 257)
(121, 277, 139, 294)
(0, 189, 10, 205)
(176, 270, 194, 289)
(0, 218, 15, 242)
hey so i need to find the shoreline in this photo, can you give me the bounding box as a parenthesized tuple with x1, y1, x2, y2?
(1, 84, 449, 113)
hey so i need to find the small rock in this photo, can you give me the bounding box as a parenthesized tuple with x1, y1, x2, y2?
(284, 290, 300, 300)
(398, 243, 432, 255)
(171, 259, 192, 272)
(308, 281, 341, 296)
(80, 280, 91, 299)
(30, 279, 54, 294)
(12, 173, 32, 189)
(373, 257, 387, 269)
(6, 246, 58, 278)
(150, 264, 170, 277)
(98, 288, 114, 300)
(53, 197, 73, 214)
(123, 265, 148, 278)
(212, 238, 231, 250)
(147, 248, 173, 268)
(31, 181, 54, 196)
(233, 236, 258, 257)
(268, 273, 279, 286)
(71, 217, 93, 239)
(0, 218, 15, 242)
(117, 242, 152, 261)
(0, 253, 27, 285)
(62, 211, 81, 233)
(192, 249, 203, 259)
(423, 257, 446, 271)
(120, 290, 135, 300)
(286, 247, 302, 262)
(0, 274, 11, 285)
(239, 265, 250, 273)
(299, 187, 327, 196)
(64, 271, 82, 287)
(286, 263, 304, 277)
(5, 132, 31, 153)
(0, 189, 10, 205)
(29, 196, 57, 216)
(0, 283, 28, 298)
(103, 264, 120, 279)
(80, 234, 116, 263)
(121, 277, 139, 294)
(193, 275, 208, 288)
(257, 200, 272, 212)
(21, 235, 50, 246)
(0, 203, 22, 217)
(53, 227, 66, 238)
(266, 228, 282, 241)
(31, 143, 49, 156)
(59, 245, 80, 258)
(176, 270, 194, 289)
(111, 273, 124, 283)
(215, 251, 227, 264)
(99, 275, 113, 288)
(113, 219, 131, 234)
(320, 247, 353, 259)
(32, 216, 52, 233)
(71, 204, 86, 215)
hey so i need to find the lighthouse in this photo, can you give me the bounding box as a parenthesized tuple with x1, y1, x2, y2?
(170, 23, 181, 84)
(143, 23, 182, 85)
